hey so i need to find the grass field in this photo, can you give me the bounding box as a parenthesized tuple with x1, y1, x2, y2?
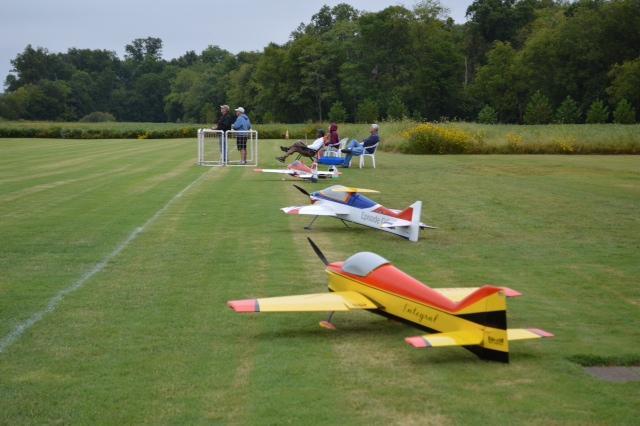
(1, 137, 639, 424)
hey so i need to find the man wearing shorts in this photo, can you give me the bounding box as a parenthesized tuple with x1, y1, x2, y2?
(232, 107, 252, 164)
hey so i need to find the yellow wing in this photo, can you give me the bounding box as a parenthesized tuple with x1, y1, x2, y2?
(406, 328, 553, 348)
(228, 291, 378, 313)
(507, 328, 554, 340)
(405, 330, 483, 348)
(331, 185, 380, 194)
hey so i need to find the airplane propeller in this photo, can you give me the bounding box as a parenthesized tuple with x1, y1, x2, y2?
(293, 184, 311, 197)
(307, 237, 329, 266)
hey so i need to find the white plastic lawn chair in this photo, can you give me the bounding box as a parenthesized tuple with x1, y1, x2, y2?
(359, 141, 380, 168)
(324, 138, 348, 158)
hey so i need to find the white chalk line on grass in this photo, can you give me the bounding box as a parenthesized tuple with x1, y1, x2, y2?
(0, 169, 211, 354)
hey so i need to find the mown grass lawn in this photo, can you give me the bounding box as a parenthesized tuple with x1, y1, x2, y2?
(0, 137, 639, 424)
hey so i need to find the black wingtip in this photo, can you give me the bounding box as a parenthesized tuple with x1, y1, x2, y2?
(307, 237, 329, 266)
(293, 184, 311, 197)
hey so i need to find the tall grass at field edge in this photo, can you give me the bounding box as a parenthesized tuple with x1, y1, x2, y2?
(0, 120, 639, 153)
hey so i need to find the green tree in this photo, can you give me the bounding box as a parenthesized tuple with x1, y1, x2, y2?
(387, 94, 408, 120)
(524, 91, 553, 124)
(125, 37, 163, 62)
(68, 70, 95, 119)
(0, 89, 28, 119)
(472, 42, 527, 122)
(607, 58, 640, 112)
(7, 45, 72, 90)
(356, 98, 379, 123)
(612, 99, 636, 124)
(518, 0, 640, 111)
(477, 105, 498, 124)
(555, 96, 581, 124)
(328, 101, 347, 122)
(586, 99, 610, 124)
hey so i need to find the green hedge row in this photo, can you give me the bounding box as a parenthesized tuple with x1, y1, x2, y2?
(0, 123, 325, 140)
(0, 126, 200, 139)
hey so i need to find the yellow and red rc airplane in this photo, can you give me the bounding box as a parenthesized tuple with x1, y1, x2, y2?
(228, 239, 552, 363)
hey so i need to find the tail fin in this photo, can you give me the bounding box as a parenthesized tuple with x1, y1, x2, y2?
(407, 201, 422, 242)
(406, 287, 511, 362)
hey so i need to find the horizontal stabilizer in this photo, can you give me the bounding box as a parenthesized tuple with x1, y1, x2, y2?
(228, 291, 377, 313)
(381, 218, 412, 228)
(433, 287, 522, 302)
(507, 328, 554, 341)
(420, 223, 437, 229)
(331, 185, 380, 194)
(405, 330, 483, 349)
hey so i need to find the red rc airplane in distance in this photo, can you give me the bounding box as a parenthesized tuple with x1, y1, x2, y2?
(228, 239, 553, 363)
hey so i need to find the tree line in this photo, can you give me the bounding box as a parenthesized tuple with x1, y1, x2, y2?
(1, 0, 638, 124)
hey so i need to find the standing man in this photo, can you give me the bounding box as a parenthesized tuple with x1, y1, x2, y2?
(232, 107, 252, 164)
(215, 104, 234, 163)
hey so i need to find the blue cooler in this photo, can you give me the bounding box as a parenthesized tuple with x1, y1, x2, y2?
(317, 157, 344, 166)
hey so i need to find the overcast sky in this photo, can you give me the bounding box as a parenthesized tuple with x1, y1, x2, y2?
(0, 0, 473, 92)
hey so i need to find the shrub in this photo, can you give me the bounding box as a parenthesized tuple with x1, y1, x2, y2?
(387, 94, 407, 120)
(79, 111, 116, 122)
(356, 99, 379, 123)
(523, 91, 553, 124)
(477, 105, 498, 124)
(506, 132, 524, 152)
(555, 96, 581, 124)
(328, 101, 347, 123)
(613, 99, 636, 124)
(586, 100, 610, 124)
(400, 123, 476, 154)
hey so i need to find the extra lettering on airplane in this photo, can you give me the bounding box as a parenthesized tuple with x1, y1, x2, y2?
(228, 239, 553, 363)
(281, 185, 436, 242)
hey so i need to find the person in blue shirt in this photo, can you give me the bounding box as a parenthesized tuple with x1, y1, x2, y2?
(341, 124, 380, 167)
(232, 107, 252, 164)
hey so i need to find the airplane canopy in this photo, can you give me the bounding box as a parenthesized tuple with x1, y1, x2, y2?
(342, 252, 390, 276)
(317, 186, 377, 208)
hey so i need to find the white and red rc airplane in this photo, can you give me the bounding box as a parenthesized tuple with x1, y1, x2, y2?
(254, 160, 339, 183)
(282, 185, 435, 242)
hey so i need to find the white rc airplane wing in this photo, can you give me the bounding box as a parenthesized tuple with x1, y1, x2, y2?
(282, 204, 351, 216)
(255, 168, 297, 175)
(381, 218, 412, 228)
(381, 219, 436, 229)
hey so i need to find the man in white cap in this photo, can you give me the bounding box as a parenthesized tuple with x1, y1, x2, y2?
(232, 107, 252, 164)
(340, 124, 380, 167)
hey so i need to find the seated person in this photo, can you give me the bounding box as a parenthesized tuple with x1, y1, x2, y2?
(341, 124, 379, 167)
(277, 130, 329, 163)
(325, 123, 340, 150)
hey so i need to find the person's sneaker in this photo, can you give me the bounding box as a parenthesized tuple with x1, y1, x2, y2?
(276, 156, 286, 163)
(341, 149, 352, 154)
(280, 146, 289, 152)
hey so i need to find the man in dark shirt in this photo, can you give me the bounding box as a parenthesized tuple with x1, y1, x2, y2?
(215, 104, 234, 163)
(341, 124, 380, 167)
